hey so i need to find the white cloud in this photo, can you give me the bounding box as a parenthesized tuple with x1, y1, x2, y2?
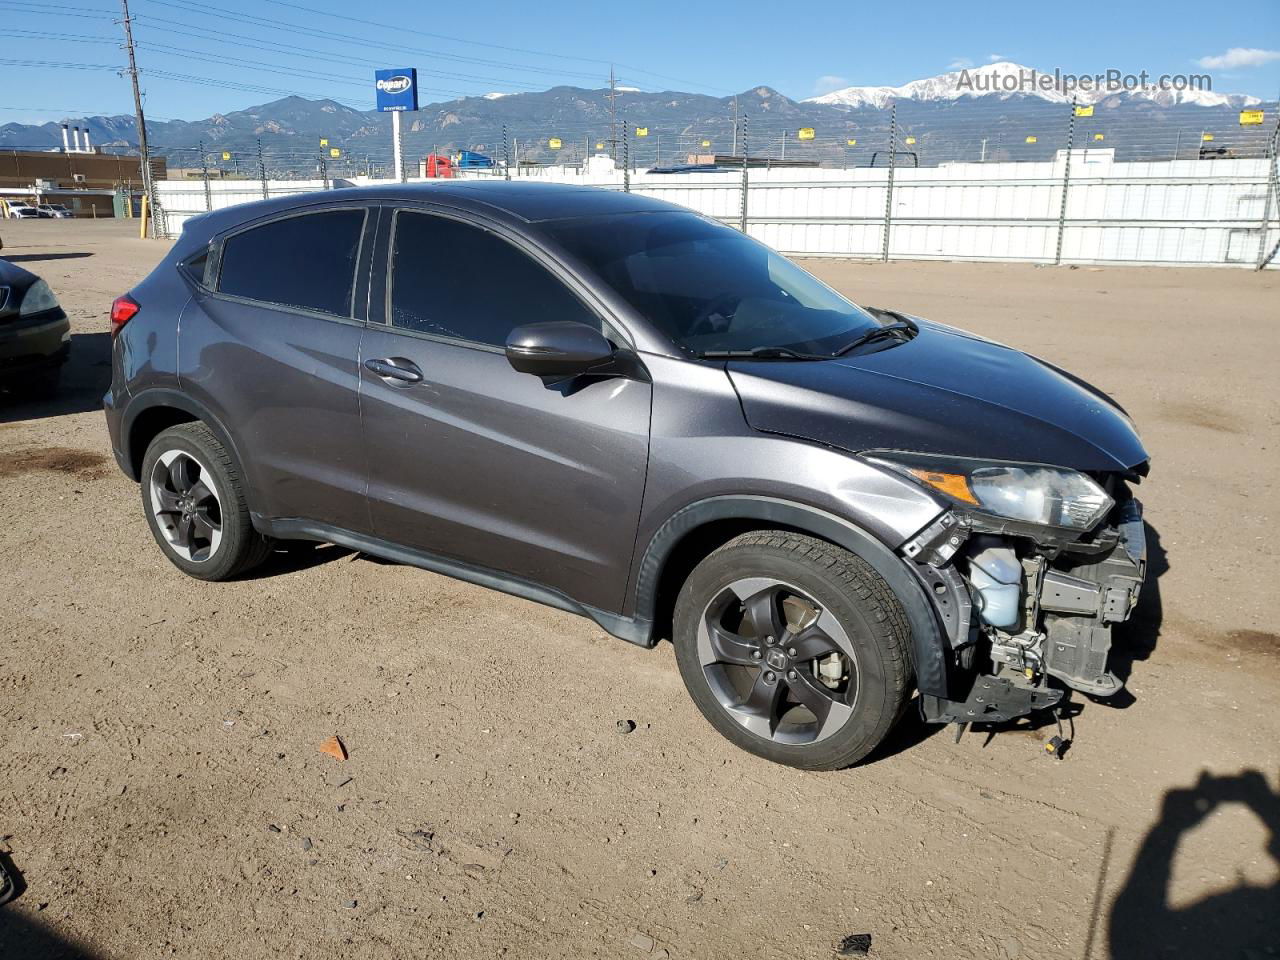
(947, 57, 974, 70)
(1196, 47, 1280, 69)
(986, 53, 1008, 63)
(813, 75, 850, 95)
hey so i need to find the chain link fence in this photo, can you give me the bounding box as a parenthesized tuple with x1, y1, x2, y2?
(149, 102, 1280, 270)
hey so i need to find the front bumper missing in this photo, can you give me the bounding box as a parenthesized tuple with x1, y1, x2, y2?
(916, 497, 1148, 724)
(1039, 499, 1146, 697)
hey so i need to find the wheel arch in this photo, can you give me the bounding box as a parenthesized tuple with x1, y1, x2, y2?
(634, 496, 951, 698)
(122, 389, 253, 499)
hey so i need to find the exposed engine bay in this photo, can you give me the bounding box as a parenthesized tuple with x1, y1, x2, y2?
(903, 474, 1148, 726)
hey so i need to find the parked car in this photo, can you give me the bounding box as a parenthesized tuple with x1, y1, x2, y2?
(0, 257, 70, 397)
(38, 204, 72, 218)
(4, 203, 39, 219)
(104, 183, 1150, 770)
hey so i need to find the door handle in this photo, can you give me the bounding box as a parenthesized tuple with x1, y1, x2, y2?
(365, 357, 423, 383)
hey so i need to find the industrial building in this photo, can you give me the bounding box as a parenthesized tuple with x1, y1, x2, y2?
(0, 125, 163, 217)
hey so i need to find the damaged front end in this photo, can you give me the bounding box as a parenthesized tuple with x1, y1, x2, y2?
(870, 454, 1149, 726)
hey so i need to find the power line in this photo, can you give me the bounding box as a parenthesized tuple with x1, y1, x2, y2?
(138, 0, 609, 82)
(131, 17, 554, 92)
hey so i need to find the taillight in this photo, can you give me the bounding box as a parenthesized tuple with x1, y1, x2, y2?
(110, 294, 139, 337)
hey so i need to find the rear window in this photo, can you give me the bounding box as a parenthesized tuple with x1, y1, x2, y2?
(217, 209, 365, 317)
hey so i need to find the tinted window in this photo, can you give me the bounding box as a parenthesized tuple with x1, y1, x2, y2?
(544, 211, 879, 356)
(389, 211, 597, 346)
(218, 209, 365, 316)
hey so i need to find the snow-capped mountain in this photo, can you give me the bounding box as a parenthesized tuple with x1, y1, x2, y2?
(806, 61, 1261, 109)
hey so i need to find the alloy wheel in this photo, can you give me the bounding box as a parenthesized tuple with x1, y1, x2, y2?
(697, 577, 859, 745)
(149, 450, 223, 562)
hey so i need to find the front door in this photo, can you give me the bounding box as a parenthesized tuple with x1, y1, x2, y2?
(359, 207, 651, 613)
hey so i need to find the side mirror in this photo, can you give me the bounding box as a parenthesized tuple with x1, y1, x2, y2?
(505, 321, 619, 381)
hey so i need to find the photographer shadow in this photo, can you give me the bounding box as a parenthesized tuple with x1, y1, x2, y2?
(1107, 769, 1280, 958)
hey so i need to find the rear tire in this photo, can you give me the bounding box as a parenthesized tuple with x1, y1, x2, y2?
(140, 422, 272, 581)
(673, 531, 912, 770)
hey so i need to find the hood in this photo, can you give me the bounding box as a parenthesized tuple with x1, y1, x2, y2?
(727, 320, 1148, 473)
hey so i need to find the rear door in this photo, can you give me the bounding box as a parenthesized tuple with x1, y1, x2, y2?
(179, 204, 376, 533)
(358, 206, 651, 613)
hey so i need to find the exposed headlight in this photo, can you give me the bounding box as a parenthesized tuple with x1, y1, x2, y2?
(19, 278, 60, 317)
(866, 452, 1114, 531)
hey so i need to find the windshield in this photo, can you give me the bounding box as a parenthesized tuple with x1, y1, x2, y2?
(544, 211, 880, 356)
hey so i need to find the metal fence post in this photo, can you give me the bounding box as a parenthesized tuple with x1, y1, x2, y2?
(1256, 120, 1280, 270)
(623, 124, 630, 193)
(319, 151, 329, 190)
(199, 140, 212, 212)
(257, 138, 268, 200)
(739, 116, 749, 232)
(503, 125, 511, 181)
(881, 102, 897, 262)
(1054, 100, 1078, 266)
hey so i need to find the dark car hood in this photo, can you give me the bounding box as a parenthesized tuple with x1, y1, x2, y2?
(0, 258, 38, 287)
(726, 320, 1148, 473)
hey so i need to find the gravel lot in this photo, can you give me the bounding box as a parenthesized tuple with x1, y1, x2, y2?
(2, 218, 1278, 960)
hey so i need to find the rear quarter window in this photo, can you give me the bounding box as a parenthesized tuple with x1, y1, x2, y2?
(217, 208, 365, 317)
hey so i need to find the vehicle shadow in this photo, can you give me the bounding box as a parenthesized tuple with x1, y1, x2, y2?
(0, 331, 112, 423)
(2, 252, 94, 263)
(0, 853, 105, 959)
(251, 541, 354, 579)
(859, 698, 947, 763)
(0, 914, 105, 960)
(1105, 769, 1280, 958)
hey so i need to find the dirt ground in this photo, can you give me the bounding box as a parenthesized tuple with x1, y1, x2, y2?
(1, 218, 1278, 960)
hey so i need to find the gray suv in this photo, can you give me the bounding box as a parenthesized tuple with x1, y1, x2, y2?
(105, 183, 1150, 770)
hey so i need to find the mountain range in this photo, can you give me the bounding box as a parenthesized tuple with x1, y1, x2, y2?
(1, 62, 1272, 169)
(806, 60, 1263, 109)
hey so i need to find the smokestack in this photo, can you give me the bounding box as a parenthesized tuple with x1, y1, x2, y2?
(82, 128, 92, 153)
(61, 123, 71, 153)
(71, 126, 81, 152)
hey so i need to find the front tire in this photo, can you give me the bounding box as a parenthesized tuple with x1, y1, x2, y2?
(140, 422, 271, 581)
(673, 531, 912, 770)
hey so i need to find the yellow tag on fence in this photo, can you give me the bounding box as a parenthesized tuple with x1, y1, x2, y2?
(798, 127, 815, 141)
(635, 127, 648, 137)
(548, 138, 562, 150)
(1074, 104, 1094, 117)
(905, 136, 916, 145)
(1239, 109, 1264, 126)
(1025, 135, 1038, 143)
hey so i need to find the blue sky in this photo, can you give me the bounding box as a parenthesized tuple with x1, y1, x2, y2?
(1, 0, 1278, 124)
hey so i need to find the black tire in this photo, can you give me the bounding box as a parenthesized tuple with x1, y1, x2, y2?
(673, 531, 912, 770)
(140, 422, 272, 581)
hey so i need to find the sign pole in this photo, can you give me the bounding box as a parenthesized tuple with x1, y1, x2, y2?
(375, 67, 417, 183)
(393, 110, 404, 183)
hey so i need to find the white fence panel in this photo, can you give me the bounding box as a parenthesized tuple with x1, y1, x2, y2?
(154, 155, 1278, 269)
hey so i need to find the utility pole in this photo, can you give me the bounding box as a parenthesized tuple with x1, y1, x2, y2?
(198, 139, 211, 211)
(257, 137, 268, 200)
(607, 66, 619, 161)
(118, 0, 160, 238)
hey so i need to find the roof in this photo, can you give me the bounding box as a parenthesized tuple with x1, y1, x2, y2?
(184, 181, 681, 237)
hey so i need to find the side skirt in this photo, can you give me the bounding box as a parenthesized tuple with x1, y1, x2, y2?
(254, 516, 656, 648)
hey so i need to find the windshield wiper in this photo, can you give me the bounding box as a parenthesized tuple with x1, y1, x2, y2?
(698, 345, 829, 361)
(834, 317, 918, 356)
